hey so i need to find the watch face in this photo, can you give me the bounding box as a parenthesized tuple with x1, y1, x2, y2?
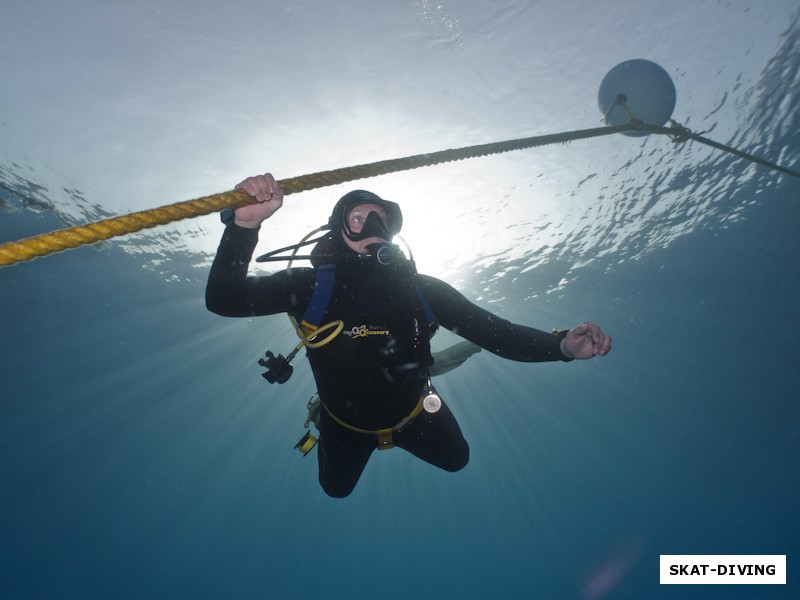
(221, 208, 235, 224)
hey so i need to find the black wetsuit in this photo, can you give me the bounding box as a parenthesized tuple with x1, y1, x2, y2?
(206, 224, 572, 497)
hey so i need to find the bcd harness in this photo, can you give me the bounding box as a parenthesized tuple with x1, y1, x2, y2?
(288, 261, 441, 453)
(297, 262, 437, 338)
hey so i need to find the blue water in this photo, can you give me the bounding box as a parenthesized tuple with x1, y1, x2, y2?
(2, 3, 800, 599)
(3, 167, 799, 599)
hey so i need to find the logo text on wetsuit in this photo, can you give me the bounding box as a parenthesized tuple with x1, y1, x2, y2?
(343, 324, 390, 338)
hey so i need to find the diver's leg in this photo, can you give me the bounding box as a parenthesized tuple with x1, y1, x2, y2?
(316, 410, 375, 498)
(394, 400, 469, 472)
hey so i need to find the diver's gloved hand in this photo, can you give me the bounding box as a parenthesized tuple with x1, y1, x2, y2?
(233, 172, 284, 228)
(560, 321, 612, 359)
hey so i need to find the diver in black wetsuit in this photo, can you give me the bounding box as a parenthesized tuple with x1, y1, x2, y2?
(206, 173, 612, 498)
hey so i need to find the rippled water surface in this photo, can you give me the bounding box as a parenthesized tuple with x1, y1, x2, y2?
(2, 1, 799, 598)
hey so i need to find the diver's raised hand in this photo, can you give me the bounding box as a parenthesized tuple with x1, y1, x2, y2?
(232, 173, 284, 228)
(561, 321, 611, 359)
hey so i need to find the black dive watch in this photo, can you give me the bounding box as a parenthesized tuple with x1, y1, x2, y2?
(552, 328, 574, 362)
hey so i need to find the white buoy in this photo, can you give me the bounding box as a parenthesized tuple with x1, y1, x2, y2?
(598, 59, 676, 136)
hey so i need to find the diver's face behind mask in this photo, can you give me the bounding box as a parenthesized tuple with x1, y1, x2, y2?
(342, 203, 392, 253)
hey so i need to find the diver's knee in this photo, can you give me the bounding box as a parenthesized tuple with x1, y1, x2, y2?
(446, 442, 469, 472)
(320, 477, 357, 498)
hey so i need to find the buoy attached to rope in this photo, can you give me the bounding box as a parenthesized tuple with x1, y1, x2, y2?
(598, 59, 677, 136)
(2, 59, 798, 269)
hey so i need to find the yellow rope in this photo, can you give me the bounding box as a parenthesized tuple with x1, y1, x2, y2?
(2, 120, 795, 267)
(0, 124, 639, 267)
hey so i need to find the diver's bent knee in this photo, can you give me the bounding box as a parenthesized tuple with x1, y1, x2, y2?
(320, 478, 357, 499)
(446, 444, 469, 472)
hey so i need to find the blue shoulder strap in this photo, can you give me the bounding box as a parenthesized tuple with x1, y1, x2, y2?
(416, 284, 437, 325)
(301, 263, 437, 329)
(301, 264, 336, 329)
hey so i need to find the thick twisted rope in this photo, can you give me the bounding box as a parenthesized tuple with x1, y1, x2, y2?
(1, 120, 796, 267)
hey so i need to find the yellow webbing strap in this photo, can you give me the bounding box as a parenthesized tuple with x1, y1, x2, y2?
(322, 394, 427, 451)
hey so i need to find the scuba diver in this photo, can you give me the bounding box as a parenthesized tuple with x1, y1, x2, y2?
(206, 173, 611, 498)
